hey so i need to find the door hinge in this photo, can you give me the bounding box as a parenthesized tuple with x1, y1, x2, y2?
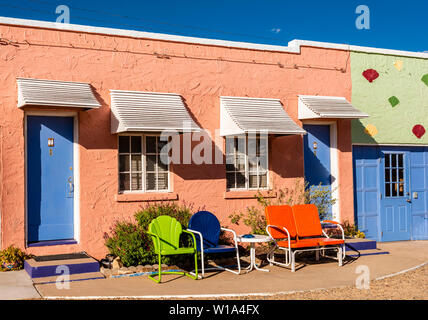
(381, 231, 383, 237)
(380, 193, 382, 200)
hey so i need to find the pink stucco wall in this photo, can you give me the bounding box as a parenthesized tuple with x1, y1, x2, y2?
(0, 23, 354, 259)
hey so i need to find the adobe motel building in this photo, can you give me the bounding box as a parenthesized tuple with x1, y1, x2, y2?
(0, 17, 371, 259)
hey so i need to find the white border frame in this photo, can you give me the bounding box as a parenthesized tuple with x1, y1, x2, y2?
(302, 121, 340, 221)
(24, 111, 80, 246)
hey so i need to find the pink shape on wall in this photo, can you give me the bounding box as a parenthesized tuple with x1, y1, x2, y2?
(362, 69, 379, 83)
(412, 125, 426, 139)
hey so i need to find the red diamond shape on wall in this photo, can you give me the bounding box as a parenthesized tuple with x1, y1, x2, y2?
(412, 125, 426, 139)
(362, 69, 379, 83)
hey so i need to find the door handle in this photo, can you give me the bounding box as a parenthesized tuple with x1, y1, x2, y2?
(406, 199, 411, 203)
(68, 177, 74, 193)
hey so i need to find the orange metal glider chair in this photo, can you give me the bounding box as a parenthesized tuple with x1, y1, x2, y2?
(265, 204, 345, 272)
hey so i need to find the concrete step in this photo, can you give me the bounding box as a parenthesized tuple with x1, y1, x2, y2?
(32, 272, 105, 285)
(25, 252, 100, 279)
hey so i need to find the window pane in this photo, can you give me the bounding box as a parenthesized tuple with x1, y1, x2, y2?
(391, 154, 397, 168)
(385, 154, 390, 168)
(158, 138, 167, 153)
(158, 173, 168, 190)
(249, 174, 258, 189)
(131, 155, 142, 172)
(392, 169, 397, 183)
(146, 173, 156, 190)
(131, 173, 142, 190)
(158, 157, 168, 172)
(399, 169, 404, 181)
(236, 172, 246, 188)
(236, 137, 246, 154)
(236, 155, 246, 171)
(248, 157, 257, 171)
(131, 136, 142, 153)
(392, 183, 398, 197)
(385, 169, 391, 183)
(119, 173, 130, 191)
(398, 154, 404, 168)
(385, 183, 391, 197)
(118, 136, 130, 153)
(119, 155, 130, 172)
(225, 137, 235, 155)
(146, 136, 157, 154)
(259, 173, 267, 188)
(226, 173, 235, 189)
(399, 183, 404, 197)
(225, 155, 235, 171)
(146, 155, 156, 172)
(247, 138, 257, 158)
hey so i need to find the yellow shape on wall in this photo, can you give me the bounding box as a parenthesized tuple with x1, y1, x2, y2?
(364, 124, 378, 137)
(393, 60, 403, 71)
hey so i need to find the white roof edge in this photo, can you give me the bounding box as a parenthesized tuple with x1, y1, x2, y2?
(0, 16, 298, 53)
(289, 40, 428, 59)
(1, 16, 426, 59)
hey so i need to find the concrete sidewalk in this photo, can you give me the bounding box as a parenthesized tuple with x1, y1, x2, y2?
(36, 241, 428, 299)
(0, 270, 40, 300)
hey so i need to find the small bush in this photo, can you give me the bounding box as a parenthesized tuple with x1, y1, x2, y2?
(0, 246, 32, 271)
(104, 221, 152, 267)
(342, 221, 366, 239)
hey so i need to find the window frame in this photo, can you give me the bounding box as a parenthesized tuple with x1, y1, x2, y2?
(383, 152, 406, 198)
(118, 133, 171, 194)
(225, 134, 269, 191)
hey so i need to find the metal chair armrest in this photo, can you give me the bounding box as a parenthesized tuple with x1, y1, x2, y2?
(321, 221, 345, 240)
(266, 224, 291, 248)
(187, 228, 204, 252)
(183, 229, 198, 250)
(220, 227, 239, 248)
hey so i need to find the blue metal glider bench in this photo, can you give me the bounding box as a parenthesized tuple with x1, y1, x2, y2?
(188, 211, 241, 278)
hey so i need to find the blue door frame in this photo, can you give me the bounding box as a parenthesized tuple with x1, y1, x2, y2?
(354, 145, 428, 242)
(303, 124, 333, 219)
(27, 116, 75, 243)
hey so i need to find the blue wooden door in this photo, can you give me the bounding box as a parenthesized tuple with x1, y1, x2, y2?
(380, 151, 411, 241)
(303, 125, 332, 219)
(408, 147, 428, 240)
(27, 116, 74, 242)
(353, 146, 381, 240)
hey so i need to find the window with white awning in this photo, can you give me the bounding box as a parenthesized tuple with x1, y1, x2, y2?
(17, 78, 101, 109)
(298, 95, 369, 120)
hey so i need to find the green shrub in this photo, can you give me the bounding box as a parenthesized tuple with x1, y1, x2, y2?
(342, 221, 366, 238)
(0, 246, 32, 271)
(104, 221, 152, 267)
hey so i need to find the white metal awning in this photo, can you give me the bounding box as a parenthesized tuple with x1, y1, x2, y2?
(220, 96, 306, 136)
(17, 78, 101, 109)
(298, 95, 369, 119)
(110, 90, 201, 133)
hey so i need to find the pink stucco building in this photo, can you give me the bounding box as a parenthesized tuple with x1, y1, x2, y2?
(0, 17, 368, 259)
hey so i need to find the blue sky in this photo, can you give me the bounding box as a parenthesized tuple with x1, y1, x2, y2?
(0, 0, 426, 52)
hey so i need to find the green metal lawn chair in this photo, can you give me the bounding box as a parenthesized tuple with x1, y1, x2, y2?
(146, 215, 198, 283)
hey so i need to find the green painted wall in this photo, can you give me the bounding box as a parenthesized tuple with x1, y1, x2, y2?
(351, 52, 428, 144)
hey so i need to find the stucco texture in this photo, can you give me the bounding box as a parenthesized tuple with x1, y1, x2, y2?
(351, 52, 428, 144)
(0, 24, 354, 259)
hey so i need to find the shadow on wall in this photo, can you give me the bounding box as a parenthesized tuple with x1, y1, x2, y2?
(351, 119, 379, 145)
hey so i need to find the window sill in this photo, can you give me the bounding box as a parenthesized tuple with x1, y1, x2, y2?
(115, 192, 178, 202)
(224, 190, 277, 199)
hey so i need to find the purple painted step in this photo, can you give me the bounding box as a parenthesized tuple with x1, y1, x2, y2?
(345, 238, 377, 251)
(24, 253, 99, 279)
